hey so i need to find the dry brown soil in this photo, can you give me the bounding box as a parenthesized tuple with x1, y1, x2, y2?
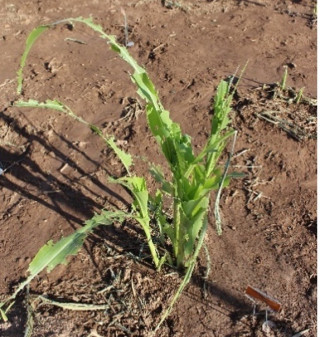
(0, 0, 317, 336)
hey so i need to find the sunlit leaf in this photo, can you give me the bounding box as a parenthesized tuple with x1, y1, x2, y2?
(17, 25, 50, 94)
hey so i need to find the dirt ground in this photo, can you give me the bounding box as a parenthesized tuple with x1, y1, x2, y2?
(0, 0, 317, 336)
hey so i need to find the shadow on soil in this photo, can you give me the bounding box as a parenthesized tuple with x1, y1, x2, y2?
(0, 105, 130, 229)
(190, 272, 253, 319)
(1, 102, 256, 327)
(0, 298, 27, 337)
(0, 101, 299, 336)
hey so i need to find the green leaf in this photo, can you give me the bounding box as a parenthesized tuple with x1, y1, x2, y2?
(181, 197, 208, 218)
(0, 308, 8, 322)
(209, 80, 233, 142)
(177, 205, 208, 262)
(16, 100, 133, 173)
(29, 233, 87, 274)
(16, 99, 65, 112)
(146, 105, 172, 143)
(17, 25, 50, 94)
(149, 165, 173, 195)
(186, 209, 208, 255)
(2, 210, 125, 309)
(132, 72, 160, 109)
(113, 176, 149, 220)
(110, 176, 162, 267)
(104, 136, 132, 173)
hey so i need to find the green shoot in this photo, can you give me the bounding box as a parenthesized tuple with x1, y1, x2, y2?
(17, 25, 50, 94)
(110, 176, 161, 268)
(15, 16, 237, 268)
(280, 65, 288, 91)
(296, 87, 304, 104)
(8, 17, 241, 330)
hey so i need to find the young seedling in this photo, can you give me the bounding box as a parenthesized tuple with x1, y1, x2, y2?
(265, 66, 316, 106)
(296, 87, 304, 104)
(280, 65, 288, 91)
(2, 17, 242, 330)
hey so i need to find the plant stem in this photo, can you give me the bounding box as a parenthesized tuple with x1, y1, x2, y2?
(173, 195, 181, 265)
(137, 218, 160, 268)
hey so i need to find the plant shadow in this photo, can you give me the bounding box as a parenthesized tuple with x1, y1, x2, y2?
(0, 103, 138, 289)
(0, 101, 268, 335)
(0, 104, 130, 229)
(189, 271, 254, 322)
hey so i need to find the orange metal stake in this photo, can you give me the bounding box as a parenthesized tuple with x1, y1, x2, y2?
(245, 286, 281, 312)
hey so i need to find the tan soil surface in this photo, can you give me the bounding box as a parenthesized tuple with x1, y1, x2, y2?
(0, 0, 317, 336)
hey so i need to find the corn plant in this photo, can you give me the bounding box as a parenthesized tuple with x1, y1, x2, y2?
(1, 17, 240, 328)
